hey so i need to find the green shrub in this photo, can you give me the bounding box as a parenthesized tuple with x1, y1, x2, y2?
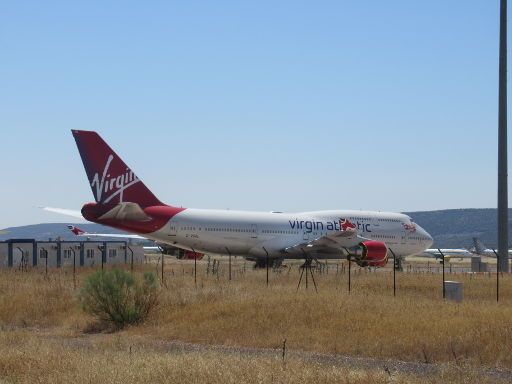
(79, 269, 158, 329)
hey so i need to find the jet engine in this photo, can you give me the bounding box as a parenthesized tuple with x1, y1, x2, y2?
(350, 240, 388, 267)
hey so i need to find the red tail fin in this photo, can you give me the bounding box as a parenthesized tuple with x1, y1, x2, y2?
(67, 225, 85, 235)
(72, 130, 162, 207)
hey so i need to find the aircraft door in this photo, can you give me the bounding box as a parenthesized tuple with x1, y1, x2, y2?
(303, 231, 310, 241)
(371, 216, 379, 231)
(251, 224, 258, 239)
(169, 222, 179, 236)
(400, 227, 407, 244)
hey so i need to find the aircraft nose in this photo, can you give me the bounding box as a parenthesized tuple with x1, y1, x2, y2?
(418, 225, 433, 248)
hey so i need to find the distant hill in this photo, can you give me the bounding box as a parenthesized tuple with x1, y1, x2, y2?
(405, 208, 512, 249)
(1, 208, 511, 248)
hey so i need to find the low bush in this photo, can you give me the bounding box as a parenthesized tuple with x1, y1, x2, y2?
(79, 269, 158, 329)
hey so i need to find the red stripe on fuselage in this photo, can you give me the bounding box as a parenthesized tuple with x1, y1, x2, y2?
(81, 202, 185, 234)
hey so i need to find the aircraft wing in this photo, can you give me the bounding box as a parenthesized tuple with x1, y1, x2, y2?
(74, 231, 160, 250)
(284, 228, 362, 255)
(43, 203, 151, 222)
(67, 225, 146, 239)
(76, 232, 146, 239)
(42, 207, 85, 220)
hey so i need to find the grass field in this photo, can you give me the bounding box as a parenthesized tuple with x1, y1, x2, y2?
(0, 256, 511, 383)
(0, 329, 506, 384)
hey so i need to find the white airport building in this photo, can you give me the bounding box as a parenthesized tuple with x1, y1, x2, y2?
(0, 239, 144, 269)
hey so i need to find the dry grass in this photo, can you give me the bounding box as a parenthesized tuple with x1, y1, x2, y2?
(0, 330, 504, 384)
(143, 261, 512, 369)
(0, 258, 512, 382)
(0, 270, 77, 327)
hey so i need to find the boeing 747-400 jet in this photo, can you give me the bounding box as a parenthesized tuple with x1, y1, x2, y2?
(51, 130, 434, 268)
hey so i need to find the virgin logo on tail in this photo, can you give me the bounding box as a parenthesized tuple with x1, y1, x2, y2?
(90, 154, 141, 204)
(339, 218, 356, 231)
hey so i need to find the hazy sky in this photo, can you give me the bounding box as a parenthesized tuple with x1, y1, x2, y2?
(0, 1, 508, 229)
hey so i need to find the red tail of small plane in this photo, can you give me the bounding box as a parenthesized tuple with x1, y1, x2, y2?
(67, 225, 85, 235)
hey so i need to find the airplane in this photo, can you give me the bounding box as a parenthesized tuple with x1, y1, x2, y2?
(68, 224, 145, 239)
(471, 237, 512, 258)
(66, 224, 204, 260)
(414, 238, 512, 261)
(417, 248, 474, 259)
(47, 130, 434, 269)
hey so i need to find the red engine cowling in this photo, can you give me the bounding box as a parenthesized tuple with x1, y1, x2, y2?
(353, 241, 388, 267)
(177, 250, 204, 260)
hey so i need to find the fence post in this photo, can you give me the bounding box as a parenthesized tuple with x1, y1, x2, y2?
(438, 249, 445, 299)
(263, 247, 269, 286)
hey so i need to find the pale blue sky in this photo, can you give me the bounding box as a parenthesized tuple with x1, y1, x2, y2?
(0, 1, 507, 228)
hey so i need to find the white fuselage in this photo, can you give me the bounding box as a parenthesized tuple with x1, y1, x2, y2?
(140, 209, 433, 259)
(418, 248, 474, 258)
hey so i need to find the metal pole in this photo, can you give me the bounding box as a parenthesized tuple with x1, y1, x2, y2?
(161, 249, 164, 283)
(389, 248, 396, 297)
(438, 249, 445, 299)
(70, 247, 76, 290)
(127, 246, 134, 272)
(192, 247, 197, 287)
(99, 245, 104, 270)
(263, 247, 269, 286)
(493, 249, 500, 302)
(296, 264, 305, 291)
(394, 255, 396, 297)
(498, 0, 509, 273)
(309, 260, 318, 293)
(44, 248, 48, 276)
(348, 257, 351, 293)
(225, 247, 232, 281)
(305, 261, 308, 289)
